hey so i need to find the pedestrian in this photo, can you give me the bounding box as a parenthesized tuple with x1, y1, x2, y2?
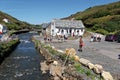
(90, 35, 94, 42)
(44, 34, 47, 42)
(97, 34, 101, 42)
(78, 36, 84, 52)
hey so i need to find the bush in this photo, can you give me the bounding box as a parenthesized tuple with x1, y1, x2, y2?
(92, 24, 101, 31)
(93, 10, 110, 18)
(44, 45, 58, 55)
(103, 21, 120, 32)
(115, 30, 120, 35)
(6, 23, 21, 30)
(95, 29, 108, 35)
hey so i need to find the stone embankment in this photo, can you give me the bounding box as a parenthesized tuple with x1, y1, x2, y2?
(32, 36, 114, 80)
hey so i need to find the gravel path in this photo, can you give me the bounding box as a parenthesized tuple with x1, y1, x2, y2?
(48, 36, 120, 79)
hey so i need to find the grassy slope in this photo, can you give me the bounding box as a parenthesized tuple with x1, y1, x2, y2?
(0, 11, 32, 30)
(64, 1, 120, 34)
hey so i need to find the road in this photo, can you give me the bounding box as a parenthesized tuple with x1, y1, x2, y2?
(84, 36, 120, 60)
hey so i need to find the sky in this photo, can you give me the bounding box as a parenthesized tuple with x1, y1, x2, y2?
(0, 0, 119, 24)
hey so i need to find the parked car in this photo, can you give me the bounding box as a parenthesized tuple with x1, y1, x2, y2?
(105, 34, 118, 41)
(117, 35, 120, 43)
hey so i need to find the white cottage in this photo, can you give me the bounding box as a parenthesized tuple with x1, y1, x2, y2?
(3, 18, 9, 23)
(42, 19, 85, 37)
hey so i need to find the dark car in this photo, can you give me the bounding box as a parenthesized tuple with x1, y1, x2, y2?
(105, 34, 118, 41)
(117, 35, 120, 43)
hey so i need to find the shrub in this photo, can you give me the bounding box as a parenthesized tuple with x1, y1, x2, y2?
(115, 30, 120, 35)
(95, 29, 108, 35)
(44, 45, 58, 55)
(5, 23, 21, 30)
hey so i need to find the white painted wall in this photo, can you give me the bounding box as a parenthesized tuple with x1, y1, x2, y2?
(78, 29, 85, 36)
(50, 20, 85, 36)
(3, 18, 9, 23)
(51, 27, 85, 37)
(0, 24, 3, 33)
(51, 23, 59, 36)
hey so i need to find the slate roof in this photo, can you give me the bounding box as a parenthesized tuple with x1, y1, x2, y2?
(41, 19, 85, 29)
(41, 23, 51, 28)
(53, 19, 85, 28)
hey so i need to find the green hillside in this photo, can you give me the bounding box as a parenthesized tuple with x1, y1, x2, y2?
(0, 11, 32, 30)
(64, 1, 120, 34)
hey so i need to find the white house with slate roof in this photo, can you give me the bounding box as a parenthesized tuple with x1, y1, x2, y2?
(42, 19, 85, 37)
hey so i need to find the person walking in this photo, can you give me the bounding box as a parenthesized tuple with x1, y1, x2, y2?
(44, 34, 47, 43)
(78, 36, 84, 52)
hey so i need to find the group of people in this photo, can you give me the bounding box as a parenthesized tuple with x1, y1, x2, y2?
(90, 34, 102, 42)
(43, 33, 102, 53)
(43, 33, 102, 52)
(56, 32, 68, 41)
(44, 34, 52, 42)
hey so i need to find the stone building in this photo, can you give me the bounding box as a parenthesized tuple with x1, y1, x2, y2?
(42, 19, 85, 37)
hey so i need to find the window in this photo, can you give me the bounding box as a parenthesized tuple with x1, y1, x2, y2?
(61, 29, 64, 33)
(52, 29, 54, 32)
(81, 28, 83, 32)
(67, 29, 68, 33)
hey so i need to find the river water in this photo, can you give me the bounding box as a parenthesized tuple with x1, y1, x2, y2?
(0, 32, 50, 80)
